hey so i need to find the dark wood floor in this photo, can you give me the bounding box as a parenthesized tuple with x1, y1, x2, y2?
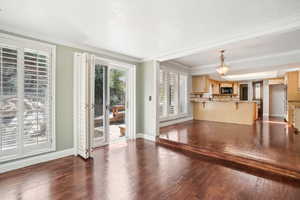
(159, 118, 300, 174)
(1, 139, 300, 200)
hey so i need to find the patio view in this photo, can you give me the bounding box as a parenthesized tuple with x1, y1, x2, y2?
(93, 65, 126, 144)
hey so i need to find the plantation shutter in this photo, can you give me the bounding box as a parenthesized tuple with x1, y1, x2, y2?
(168, 72, 178, 115)
(0, 35, 55, 162)
(159, 70, 167, 117)
(23, 49, 52, 153)
(0, 45, 19, 159)
(73, 53, 91, 159)
(179, 74, 188, 113)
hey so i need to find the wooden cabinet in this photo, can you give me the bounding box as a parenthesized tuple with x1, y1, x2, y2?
(233, 82, 239, 95)
(210, 80, 220, 94)
(220, 82, 233, 88)
(192, 75, 209, 93)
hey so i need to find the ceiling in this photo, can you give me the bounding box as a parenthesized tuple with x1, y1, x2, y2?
(173, 29, 300, 67)
(1, 0, 300, 61)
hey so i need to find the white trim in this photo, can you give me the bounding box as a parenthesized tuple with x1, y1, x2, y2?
(0, 148, 74, 174)
(160, 113, 189, 122)
(0, 32, 56, 52)
(0, 32, 56, 162)
(191, 50, 300, 75)
(0, 26, 141, 63)
(154, 61, 160, 137)
(50, 45, 56, 152)
(94, 55, 137, 140)
(159, 67, 189, 120)
(163, 61, 192, 71)
(136, 133, 156, 142)
(160, 116, 193, 127)
(192, 49, 300, 71)
(145, 13, 300, 61)
(269, 114, 285, 118)
(73, 53, 80, 156)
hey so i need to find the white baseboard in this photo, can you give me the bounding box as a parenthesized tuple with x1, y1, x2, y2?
(160, 116, 193, 127)
(270, 114, 285, 118)
(263, 113, 269, 117)
(0, 148, 74, 174)
(136, 133, 156, 142)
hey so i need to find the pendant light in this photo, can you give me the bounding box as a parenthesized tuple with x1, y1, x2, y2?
(216, 50, 229, 76)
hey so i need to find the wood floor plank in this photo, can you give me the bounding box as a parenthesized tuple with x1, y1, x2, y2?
(1, 139, 300, 200)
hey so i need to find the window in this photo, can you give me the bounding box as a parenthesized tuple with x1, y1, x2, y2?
(168, 72, 178, 115)
(179, 74, 188, 113)
(159, 69, 188, 119)
(0, 34, 55, 162)
(253, 82, 262, 100)
(159, 70, 167, 117)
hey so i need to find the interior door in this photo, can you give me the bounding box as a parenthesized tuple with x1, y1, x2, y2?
(90, 59, 108, 147)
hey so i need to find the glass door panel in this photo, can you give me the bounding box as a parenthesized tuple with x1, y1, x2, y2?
(109, 68, 127, 142)
(92, 64, 107, 147)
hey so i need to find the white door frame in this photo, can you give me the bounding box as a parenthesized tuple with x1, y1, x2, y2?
(92, 56, 136, 144)
(74, 53, 136, 156)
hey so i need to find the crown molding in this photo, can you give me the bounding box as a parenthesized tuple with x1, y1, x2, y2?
(0, 25, 142, 64)
(144, 13, 300, 62)
(163, 61, 192, 70)
(191, 50, 300, 75)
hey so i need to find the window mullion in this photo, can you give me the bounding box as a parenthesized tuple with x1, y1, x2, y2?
(176, 73, 179, 115)
(17, 48, 24, 156)
(166, 72, 170, 117)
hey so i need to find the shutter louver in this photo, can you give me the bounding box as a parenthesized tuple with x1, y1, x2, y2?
(159, 70, 166, 117)
(168, 72, 177, 115)
(0, 46, 18, 155)
(0, 36, 55, 162)
(179, 75, 188, 113)
(23, 49, 50, 147)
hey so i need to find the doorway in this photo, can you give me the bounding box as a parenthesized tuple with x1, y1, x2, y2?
(74, 53, 136, 158)
(269, 84, 286, 118)
(91, 59, 129, 147)
(240, 84, 248, 101)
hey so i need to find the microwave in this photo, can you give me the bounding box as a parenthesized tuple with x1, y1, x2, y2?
(220, 87, 233, 94)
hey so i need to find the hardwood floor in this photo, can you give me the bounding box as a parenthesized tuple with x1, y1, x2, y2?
(159, 118, 300, 179)
(1, 139, 300, 200)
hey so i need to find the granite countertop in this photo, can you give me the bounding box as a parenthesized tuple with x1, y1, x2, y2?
(190, 99, 256, 103)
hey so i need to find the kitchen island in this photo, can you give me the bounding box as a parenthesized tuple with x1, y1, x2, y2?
(192, 100, 257, 125)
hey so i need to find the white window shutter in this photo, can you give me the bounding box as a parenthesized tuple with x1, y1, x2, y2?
(0, 46, 19, 160)
(168, 72, 178, 115)
(22, 49, 52, 154)
(73, 53, 91, 159)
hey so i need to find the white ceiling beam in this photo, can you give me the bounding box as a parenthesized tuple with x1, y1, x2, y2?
(148, 14, 300, 62)
(191, 49, 300, 75)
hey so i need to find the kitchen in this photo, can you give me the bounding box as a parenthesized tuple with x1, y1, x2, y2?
(190, 75, 263, 125)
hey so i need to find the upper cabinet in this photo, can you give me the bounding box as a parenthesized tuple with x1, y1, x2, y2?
(210, 80, 220, 94)
(192, 75, 209, 93)
(233, 82, 239, 95)
(220, 82, 233, 88)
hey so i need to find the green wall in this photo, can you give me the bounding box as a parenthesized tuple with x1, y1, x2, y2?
(0, 30, 140, 152)
(138, 61, 158, 136)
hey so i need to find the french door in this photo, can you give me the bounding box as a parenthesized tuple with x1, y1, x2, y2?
(90, 59, 129, 148)
(90, 62, 108, 147)
(74, 54, 133, 159)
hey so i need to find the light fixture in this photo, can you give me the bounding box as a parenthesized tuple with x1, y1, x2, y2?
(216, 50, 229, 76)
